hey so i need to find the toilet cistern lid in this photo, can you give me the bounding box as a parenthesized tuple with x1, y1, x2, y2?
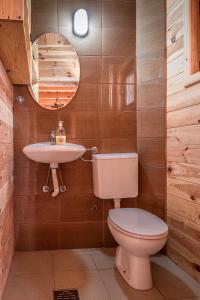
(109, 208, 168, 236)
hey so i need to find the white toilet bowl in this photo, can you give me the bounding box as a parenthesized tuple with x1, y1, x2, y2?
(92, 153, 168, 290)
(108, 208, 168, 290)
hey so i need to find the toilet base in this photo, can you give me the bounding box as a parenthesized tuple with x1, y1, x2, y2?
(115, 246, 153, 290)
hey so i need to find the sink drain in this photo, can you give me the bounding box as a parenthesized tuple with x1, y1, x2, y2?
(53, 289, 80, 300)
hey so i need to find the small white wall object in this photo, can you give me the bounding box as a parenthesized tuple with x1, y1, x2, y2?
(73, 9, 89, 37)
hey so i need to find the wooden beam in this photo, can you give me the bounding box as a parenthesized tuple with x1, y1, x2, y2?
(38, 57, 78, 62)
(40, 77, 79, 83)
(39, 91, 75, 99)
(0, 0, 23, 21)
(39, 45, 72, 49)
(0, 4, 31, 85)
(39, 86, 76, 92)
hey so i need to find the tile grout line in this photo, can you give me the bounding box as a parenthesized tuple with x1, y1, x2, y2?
(89, 248, 112, 300)
(152, 279, 168, 300)
(89, 251, 99, 270)
(96, 268, 112, 300)
(151, 257, 168, 300)
(51, 251, 56, 291)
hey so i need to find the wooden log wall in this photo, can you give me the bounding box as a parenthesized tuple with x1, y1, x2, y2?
(0, 58, 14, 298)
(167, 0, 200, 283)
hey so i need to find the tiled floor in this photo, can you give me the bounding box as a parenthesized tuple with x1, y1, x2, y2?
(3, 248, 200, 300)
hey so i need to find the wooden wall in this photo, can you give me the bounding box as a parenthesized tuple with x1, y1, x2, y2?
(0, 59, 14, 298)
(167, 0, 200, 282)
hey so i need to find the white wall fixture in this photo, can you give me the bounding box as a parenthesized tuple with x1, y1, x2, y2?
(73, 9, 89, 37)
(23, 142, 86, 197)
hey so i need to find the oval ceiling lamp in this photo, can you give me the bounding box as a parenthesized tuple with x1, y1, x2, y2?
(73, 9, 89, 37)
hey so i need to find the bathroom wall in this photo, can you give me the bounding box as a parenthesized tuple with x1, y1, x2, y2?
(167, 0, 200, 282)
(14, 0, 137, 250)
(136, 0, 166, 220)
(0, 59, 14, 298)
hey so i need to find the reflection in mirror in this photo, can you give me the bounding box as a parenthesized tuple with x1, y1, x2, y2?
(31, 32, 80, 110)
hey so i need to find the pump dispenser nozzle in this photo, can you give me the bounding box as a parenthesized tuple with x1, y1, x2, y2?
(56, 121, 66, 145)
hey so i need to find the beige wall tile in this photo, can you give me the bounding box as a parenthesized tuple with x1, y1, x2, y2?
(138, 137, 165, 166)
(137, 109, 165, 138)
(15, 223, 60, 251)
(66, 84, 102, 112)
(102, 56, 135, 84)
(80, 56, 102, 84)
(137, 79, 165, 109)
(139, 165, 166, 196)
(137, 51, 165, 83)
(102, 1, 135, 29)
(101, 138, 137, 153)
(101, 84, 136, 111)
(101, 111, 136, 139)
(103, 29, 135, 56)
(59, 26, 102, 56)
(136, 18, 165, 55)
(60, 193, 103, 222)
(60, 222, 103, 249)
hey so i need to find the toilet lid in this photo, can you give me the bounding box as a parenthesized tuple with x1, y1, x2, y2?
(109, 208, 168, 236)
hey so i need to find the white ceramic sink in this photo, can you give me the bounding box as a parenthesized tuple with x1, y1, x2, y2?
(23, 142, 86, 164)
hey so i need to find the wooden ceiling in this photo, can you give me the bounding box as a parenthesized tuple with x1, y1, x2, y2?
(32, 32, 80, 109)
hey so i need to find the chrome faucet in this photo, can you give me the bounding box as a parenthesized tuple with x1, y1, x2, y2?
(50, 130, 56, 145)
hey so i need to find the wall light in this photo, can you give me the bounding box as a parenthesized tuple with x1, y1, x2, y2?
(73, 9, 89, 38)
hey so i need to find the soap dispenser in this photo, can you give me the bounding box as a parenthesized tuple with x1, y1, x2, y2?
(56, 121, 66, 145)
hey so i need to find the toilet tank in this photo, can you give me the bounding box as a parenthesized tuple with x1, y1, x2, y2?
(92, 153, 138, 199)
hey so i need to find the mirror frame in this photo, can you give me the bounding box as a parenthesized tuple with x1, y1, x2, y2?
(30, 32, 80, 110)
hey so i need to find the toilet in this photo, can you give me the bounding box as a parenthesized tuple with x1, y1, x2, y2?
(92, 153, 168, 291)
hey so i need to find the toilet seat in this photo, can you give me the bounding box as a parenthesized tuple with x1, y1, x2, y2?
(108, 208, 168, 239)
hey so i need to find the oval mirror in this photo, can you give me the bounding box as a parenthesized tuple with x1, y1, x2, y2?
(31, 32, 80, 110)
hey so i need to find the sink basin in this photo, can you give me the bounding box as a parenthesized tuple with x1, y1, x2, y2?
(23, 142, 86, 198)
(23, 142, 86, 164)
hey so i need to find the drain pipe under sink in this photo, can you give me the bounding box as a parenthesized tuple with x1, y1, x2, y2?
(50, 163, 59, 197)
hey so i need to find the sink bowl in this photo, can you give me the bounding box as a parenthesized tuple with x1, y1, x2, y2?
(23, 142, 86, 164)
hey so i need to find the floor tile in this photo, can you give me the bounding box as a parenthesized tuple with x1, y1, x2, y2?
(99, 268, 164, 300)
(167, 298, 200, 300)
(10, 251, 53, 274)
(4, 250, 200, 300)
(52, 249, 96, 271)
(151, 255, 200, 299)
(3, 273, 54, 300)
(54, 270, 110, 300)
(91, 247, 115, 269)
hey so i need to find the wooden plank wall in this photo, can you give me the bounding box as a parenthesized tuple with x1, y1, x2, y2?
(167, 0, 200, 282)
(0, 0, 23, 20)
(0, 0, 31, 85)
(0, 58, 14, 298)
